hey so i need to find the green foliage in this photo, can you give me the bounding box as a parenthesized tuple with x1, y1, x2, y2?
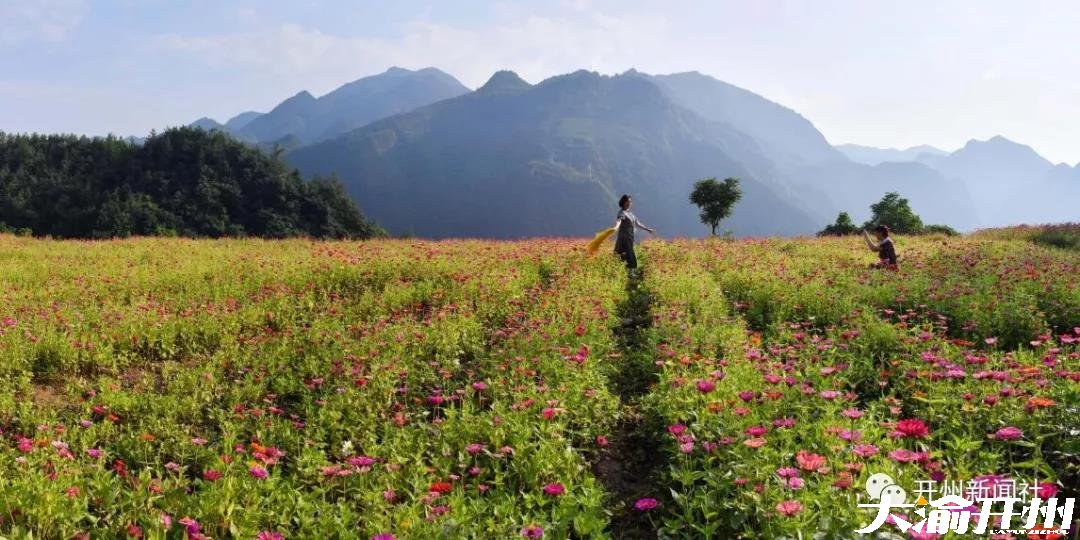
(1032, 224, 1080, 251)
(0, 128, 381, 239)
(862, 191, 924, 234)
(817, 211, 859, 236)
(689, 177, 742, 236)
(923, 223, 959, 236)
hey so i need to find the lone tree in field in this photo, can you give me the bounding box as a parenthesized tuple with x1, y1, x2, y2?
(818, 211, 859, 236)
(863, 192, 924, 234)
(690, 177, 742, 236)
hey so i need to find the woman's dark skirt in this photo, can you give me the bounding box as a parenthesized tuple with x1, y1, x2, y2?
(616, 246, 638, 269)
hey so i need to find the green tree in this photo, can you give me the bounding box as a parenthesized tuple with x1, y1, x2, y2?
(923, 224, 959, 236)
(818, 211, 859, 236)
(689, 177, 742, 236)
(863, 192, 924, 234)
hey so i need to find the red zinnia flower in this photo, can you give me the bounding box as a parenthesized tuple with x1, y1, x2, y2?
(894, 419, 930, 438)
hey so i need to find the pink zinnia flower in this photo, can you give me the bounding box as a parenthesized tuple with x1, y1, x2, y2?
(17, 438, 33, 453)
(86, 448, 103, 459)
(634, 498, 658, 511)
(852, 444, 879, 458)
(1036, 481, 1058, 498)
(372, 534, 395, 540)
(745, 425, 767, 437)
(466, 443, 485, 456)
(744, 437, 766, 448)
(842, 408, 864, 419)
(888, 449, 917, 463)
(541, 408, 557, 420)
(696, 380, 715, 393)
(256, 532, 283, 540)
(772, 417, 795, 429)
(203, 469, 222, 482)
(348, 455, 377, 468)
(796, 451, 827, 472)
(179, 517, 200, 536)
(249, 466, 268, 479)
(520, 525, 544, 538)
(667, 424, 686, 435)
(776, 500, 803, 516)
(993, 426, 1023, 441)
(776, 467, 800, 478)
(542, 482, 565, 496)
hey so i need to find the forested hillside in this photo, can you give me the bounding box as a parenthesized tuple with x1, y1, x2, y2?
(0, 128, 381, 239)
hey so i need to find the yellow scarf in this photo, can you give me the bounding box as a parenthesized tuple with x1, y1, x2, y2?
(586, 227, 616, 256)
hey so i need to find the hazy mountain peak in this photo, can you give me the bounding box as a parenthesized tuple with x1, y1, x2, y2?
(649, 70, 842, 167)
(956, 135, 1049, 164)
(189, 117, 223, 131)
(231, 68, 469, 144)
(224, 111, 263, 131)
(836, 143, 948, 165)
(478, 70, 531, 94)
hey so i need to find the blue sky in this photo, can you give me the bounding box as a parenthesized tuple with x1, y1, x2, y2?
(3, 0, 1079, 164)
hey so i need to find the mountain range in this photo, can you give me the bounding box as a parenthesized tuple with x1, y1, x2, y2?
(193, 67, 469, 148)
(190, 67, 1079, 237)
(836, 144, 949, 166)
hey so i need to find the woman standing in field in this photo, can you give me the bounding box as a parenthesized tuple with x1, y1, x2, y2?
(863, 224, 898, 269)
(613, 194, 656, 270)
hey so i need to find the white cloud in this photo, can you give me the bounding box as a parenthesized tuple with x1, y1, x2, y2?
(153, 6, 672, 94)
(0, 0, 87, 46)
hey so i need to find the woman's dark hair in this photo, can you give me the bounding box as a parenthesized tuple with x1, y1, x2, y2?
(618, 194, 631, 210)
(875, 224, 890, 236)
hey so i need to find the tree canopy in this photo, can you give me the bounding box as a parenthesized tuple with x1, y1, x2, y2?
(862, 192, 924, 234)
(689, 177, 742, 236)
(817, 211, 859, 237)
(0, 127, 381, 239)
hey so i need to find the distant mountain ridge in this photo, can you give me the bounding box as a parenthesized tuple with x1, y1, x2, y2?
(648, 71, 844, 168)
(836, 144, 949, 166)
(836, 136, 1078, 226)
(191, 67, 470, 145)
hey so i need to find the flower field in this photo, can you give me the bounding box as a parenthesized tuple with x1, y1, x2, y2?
(0, 232, 1076, 538)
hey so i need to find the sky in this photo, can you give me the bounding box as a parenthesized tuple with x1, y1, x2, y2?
(2, 0, 1079, 164)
